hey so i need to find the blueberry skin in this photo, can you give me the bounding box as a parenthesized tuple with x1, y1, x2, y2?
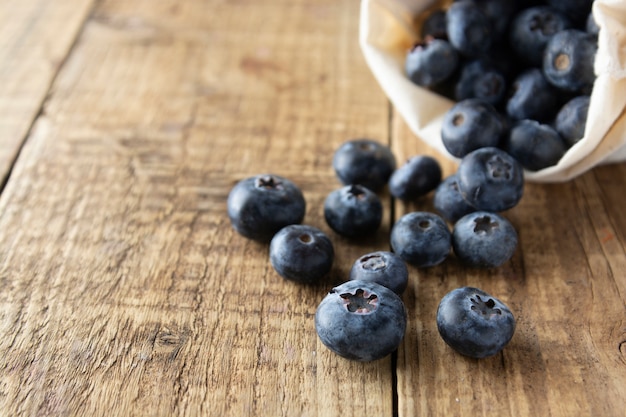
(472, 71, 507, 107)
(509, 6, 571, 67)
(546, 0, 594, 26)
(506, 68, 559, 122)
(452, 211, 518, 268)
(227, 174, 306, 242)
(433, 174, 477, 223)
(555, 95, 590, 147)
(543, 29, 597, 93)
(464, 0, 517, 40)
(504, 120, 567, 171)
(421, 9, 448, 40)
(446, 1, 493, 57)
(405, 38, 459, 88)
(333, 139, 396, 192)
(349, 251, 409, 295)
(437, 287, 516, 358)
(324, 185, 383, 238)
(457, 147, 524, 212)
(315, 280, 407, 361)
(389, 155, 442, 201)
(586, 12, 600, 38)
(390, 212, 451, 267)
(269, 224, 334, 284)
(441, 99, 506, 158)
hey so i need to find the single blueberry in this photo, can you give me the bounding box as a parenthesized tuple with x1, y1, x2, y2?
(555, 95, 590, 147)
(349, 251, 409, 295)
(389, 155, 442, 201)
(315, 280, 407, 361)
(269, 224, 334, 284)
(405, 38, 459, 88)
(509, 6, 571, 67)
(543, 29, 597, 93)
(441, 99, 506, 158)
(586, 11, 600, 38)
(452, 211, 518, 268)
(433, 174, 477, 223)
(390, 211, 451, 267)
(503, 119, 567, 171)
(506, 68, 559, 122)
(324, 185, 383, 238)
(333, 139, 396, 192)
(446, 1, 493, 57)
(436, 286, 516, 358)
(421, 9, 448, 40)
(456, 147, 524, 212)
(472, 71, 507, 107)
(227, 174, 306, 242)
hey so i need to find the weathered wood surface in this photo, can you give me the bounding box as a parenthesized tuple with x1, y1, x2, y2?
(0, 0, 625, 416)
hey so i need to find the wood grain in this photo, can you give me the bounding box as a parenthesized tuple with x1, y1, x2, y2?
(0, 0, 396, 415)
(0, 0, 95, 184)
(0, 0, 625, 416)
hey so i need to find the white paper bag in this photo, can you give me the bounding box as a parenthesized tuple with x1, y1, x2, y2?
(359, 0, 626, 182)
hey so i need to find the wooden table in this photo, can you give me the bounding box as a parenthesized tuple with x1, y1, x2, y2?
(1, 0, 625, 416)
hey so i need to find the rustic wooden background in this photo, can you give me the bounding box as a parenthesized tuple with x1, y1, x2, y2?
(1, 0, 625, 416)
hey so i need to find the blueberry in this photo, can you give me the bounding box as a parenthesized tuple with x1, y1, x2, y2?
(436, 286, 516, 358)
(543, 29, 597, 93)
(509, 6, 571, 67)
(546, 0, 594, 26)
(446, 1, 493, 57)
(506, 68, 559, 122)
(457, 147, 524, 212)
(503, 119, 567, 171)
(324, 184, 383, 238)
(452, 211, 518, 268)
(472, 71, 507, 107)
(421, 9, 448, 40)
(390, 211, 451, 267)
(333, 139, 396, 192)
(555, 95, 590, 147)
(315, 280, 407, 361)
(464, 0, 517, 41)
(349, 251, 409, 295)
(405, 38, 459, 88)
(227, 174, 306, 242)
(586, 11, 600, 38)
(389, 155, 442, 201)
(433, 174, 477, 223)
(269, 224, 334, 284)
(441, 99, 506, 158)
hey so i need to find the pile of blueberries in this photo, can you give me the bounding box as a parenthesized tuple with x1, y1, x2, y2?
(407, 0, 597, 171)
(228, 135, 521, 361)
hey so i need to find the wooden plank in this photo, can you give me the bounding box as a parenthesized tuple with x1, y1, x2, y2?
(391, 111, 626, 416)
(0, 0, 94, 184)
(0, 0, 397, 416)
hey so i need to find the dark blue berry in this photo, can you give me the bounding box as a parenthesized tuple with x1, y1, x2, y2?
(472, 71, 507, 107)
(437, 286, 516, 358)
(506, 68, 559, 122)
(405, 38, 459, 88)
(324, 185, 382, 238)
(390, 211, 451, 267)
(452, 211, 518, 268)
(586, 12, 600, 37)
(349, 251, 409, 295)
(457, 147, 524, 212)
(315, 280, 407, 361)
(227, 174, 306, 242)
(509, 6, 571, 67)
(543, 29, 597, 93)
(421, 9, 448, 40)
(441, 99, 506, 158)
(546, 0, 593, 26)
(446, 1, 493, 57)
(555, 95, 590, 147)
(269, 224, 334, 284)
(389, 155, 442, 201)
(333, 139, 396, 192)
(433, 174, 477, 223)
(503, 119, 566, 171)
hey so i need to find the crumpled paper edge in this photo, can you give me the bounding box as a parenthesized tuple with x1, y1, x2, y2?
(359, 0, 626, 182)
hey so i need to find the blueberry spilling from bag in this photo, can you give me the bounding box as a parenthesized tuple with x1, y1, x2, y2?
(406, 0, 597, 171)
